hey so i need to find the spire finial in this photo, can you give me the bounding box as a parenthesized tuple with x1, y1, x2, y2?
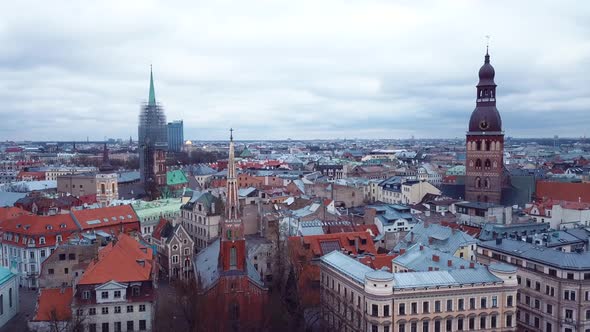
(484, 35, 491, 63)
(230, 128, 234, 141)
(148, 65, 156, 106)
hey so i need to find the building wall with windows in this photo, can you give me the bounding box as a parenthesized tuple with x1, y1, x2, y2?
(478, 238, 590, 332)
(320, 250, 518, 332)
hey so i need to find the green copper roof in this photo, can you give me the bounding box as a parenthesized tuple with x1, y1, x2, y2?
(148, 66, 156, 106)
(167, 169, 188, 186)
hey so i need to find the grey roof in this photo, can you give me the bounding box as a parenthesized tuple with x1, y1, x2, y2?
(479, 222, 549, 241)
(479, 238, 590, 270)
(194, 239, 220, 290)
(320, 250, 374, 284)
(456, 201, 502, 209)
(187, 164, 217, 176)
(395, 222, 476, 254)
(370, 204, 414, 225)
(321, 251, 503, 289)
(117, 171, 140, 183)
(393, 243, 478, 272)
(393, 268, 502, 289)
(238, 187, 257, 197)
(0, 191, 27, 207)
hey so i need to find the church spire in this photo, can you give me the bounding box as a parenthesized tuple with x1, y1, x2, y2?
(226, 128, 239, 220)
(148, 65, 156, 106)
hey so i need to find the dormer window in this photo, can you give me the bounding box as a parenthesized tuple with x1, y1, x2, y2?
(60, 223, 66, 228)
(56, 235, 62, 243)
(132, 286, 140, 296)
(82, 290, 90, 299)
(46, 225, 53, 230)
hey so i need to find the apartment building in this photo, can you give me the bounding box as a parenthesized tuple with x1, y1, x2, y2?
(320, 250, 518, 332)
(478, 238, 590, 332)
(180, 191, 222, 250)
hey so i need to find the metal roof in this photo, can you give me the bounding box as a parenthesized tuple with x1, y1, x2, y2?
(479, 238, 590, 270)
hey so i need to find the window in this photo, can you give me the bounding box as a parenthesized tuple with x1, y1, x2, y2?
(8, 289, 12, 308)
(139, 304, 146, 312)
(83, 290, 90, 299)
(434, 300, 441, 312)
(491, 296, 497, 308)
(506, 314, 513, 327)
(469, 297, 475, 309)
(64, 268, 69, 274)
(468, 317, 475, 330)
(115, 322, 122, 332)
(564, 290, 576, 301)
(127, 305, 134, 313)
(114, 290, 121, 298)
(547, 304, 553, 314)
(399, 323, 405, 332)
(89, 324, 97, 332)
(230, 246, 237, 268)
(102, 307, 109, 314)
(399, 303, 406, 315)
(546, 322, 552, 332)
(127, 321, 134, 331)
(371, 325, 378, 332)
(534, 299, 540, 309)
(480, 297, 487, 309)
(422, 321, 429, 332)
(0, 294, 3, 315)
(132, 287, 140, 296)
(139, 320, 146, 331)
(457, 318, 463, 330)
(371, 304, 378, 317)
(507, 295, 513, 307)
(586, 310, 590, 320)
(68, 253, 75, 260)
(446, 319, 452, 332)
(172, 255, 179, 264)
(59, 254, 66, 261)
(102, 291, 109, 299)
(423, 301, 429, 313)
(411, 302, 417, 314)
(565, 309, 573, 319)
(480, 316, 486, 329)
(40, 249, 46, 258)
(458, 299, 464, 310)
(383, 304, 390, 317)
(115, 306, 121, 314)
(89, 308, 96, 315)
(491, 315, 497, 328)
(48, 268, 54, 275)
(446, 299, 453, 311)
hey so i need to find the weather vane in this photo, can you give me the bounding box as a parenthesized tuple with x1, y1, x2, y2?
(485, 35, 491, 51)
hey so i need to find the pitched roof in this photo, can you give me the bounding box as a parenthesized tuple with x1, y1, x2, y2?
(0, 206, 27, 221)
(0, 213, 78, 235)
(167, 170, 188, 186)
(70, 205, 138, 231)
(394, 221, 476, 254)
(32, 288, 73, 321)
(78, 233, 153, 284)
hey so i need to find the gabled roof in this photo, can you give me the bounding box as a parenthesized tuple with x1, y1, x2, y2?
(395, 222, 476, 254)
(78, 233, 153, 285)
(32, 288, 73, 321)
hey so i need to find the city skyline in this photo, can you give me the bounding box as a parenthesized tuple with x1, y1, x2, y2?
(0, 1, 589, 141)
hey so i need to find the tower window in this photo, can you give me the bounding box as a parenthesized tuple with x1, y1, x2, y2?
(476, 141, 482, 150)
(475, 159, 482, 169)
(485, 141, 491, 151)
(484, 178, 490, 188)
(475, 177, 481, 188)
(484, 159, 491, 169)
(230, 246, 237, 268)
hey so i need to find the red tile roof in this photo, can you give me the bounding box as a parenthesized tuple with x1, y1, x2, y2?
(32, 288, 73, 321)
(0, 206, 27, 221)
(78, 233, 153, 285)
(71, 205, 139, 231)
(0, 213, 78, 247)
(354, 224, 380, 237)
(536, 181, 590, 204)
(358, 254, 397, 270)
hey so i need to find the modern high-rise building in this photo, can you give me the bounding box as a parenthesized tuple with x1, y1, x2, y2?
(465, 48, 505, 204)
(138, 67, 167, 189)
(167, 120, 184, 153)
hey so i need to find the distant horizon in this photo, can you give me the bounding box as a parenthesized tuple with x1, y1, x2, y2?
(0, 1, 588, 141)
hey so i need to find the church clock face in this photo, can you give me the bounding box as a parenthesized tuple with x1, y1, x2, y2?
(479, 120, 489, 130)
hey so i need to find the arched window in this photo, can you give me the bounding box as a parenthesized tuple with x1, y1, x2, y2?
(493, 161, 498, 168)
(230, 246, 237, 268)
(469, 160, 474, 167)
(485, 141, 491, 151)
(476, 141, 482, 151)
(484, 159, 491, 169)
(475, 177, 481, 188)
(100, 183, 106, 194)
(475, 159, 482, 169)
(484, 178, 490, 188)
(111, 183, 115, 193)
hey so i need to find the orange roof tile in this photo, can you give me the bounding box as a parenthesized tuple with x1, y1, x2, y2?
(0, 213, 78, 235)
(33, 288, 73, 321)
(78, 233, 152, 285)
(0, 206, 27, 222)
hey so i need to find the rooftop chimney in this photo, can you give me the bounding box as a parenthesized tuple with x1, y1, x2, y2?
(447, 260, 452, 267)
(432, 254, 440, 262)
(400, 248, 406, 255)
(419, 245, 424, 251)
(469, 262, 475, 269)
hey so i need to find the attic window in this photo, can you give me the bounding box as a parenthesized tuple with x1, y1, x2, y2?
(46, 225, 53, 230)
(119, 216, 124, 220)
(60, 223, 66, 228)
(16, 224, 21, 228)
(103, 218, 109, 222)
(111, 217, 116, 221)
(127, 215, 132, 219)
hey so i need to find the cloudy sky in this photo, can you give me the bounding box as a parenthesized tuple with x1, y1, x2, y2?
(1, 0, 589, 141)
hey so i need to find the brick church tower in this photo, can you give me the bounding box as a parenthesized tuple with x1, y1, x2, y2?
(465, 48, 504, 204)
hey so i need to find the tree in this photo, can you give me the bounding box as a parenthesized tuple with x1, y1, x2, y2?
(45, 307, 86, 332)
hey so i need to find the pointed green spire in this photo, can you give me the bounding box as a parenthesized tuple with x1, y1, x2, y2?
(148, 65, 156, 106)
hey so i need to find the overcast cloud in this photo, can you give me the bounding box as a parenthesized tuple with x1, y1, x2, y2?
(0, 0, 589, 141)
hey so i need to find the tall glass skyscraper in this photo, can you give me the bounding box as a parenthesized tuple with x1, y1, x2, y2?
(167, 120, 184, 153)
